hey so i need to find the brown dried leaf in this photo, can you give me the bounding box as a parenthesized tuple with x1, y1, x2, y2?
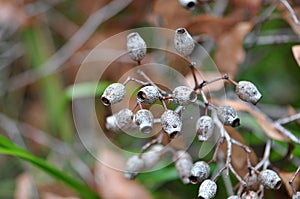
(223, 100, 289, 141)
(230, 0, 263, 17)
(214, 22, 253, 78)
(288, 105, 300, 126)
(292, 45, 300, 66)
(279, 171, 300, 197)
(94, 149, 152, 199)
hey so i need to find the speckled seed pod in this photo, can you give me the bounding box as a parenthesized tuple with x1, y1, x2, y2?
(141, 144, 164, 169)
(126, 32, 147, 62)
(198, 179, 217, 199)
(236, 81, 262, 105)
(101, 83, 126, 106)
(172, 86, 197, 106)
(178, 0, 197, 10)
(241, 191, 258, 199)
(174, 28, 195, 57)
(115, 108, 134, 131)
(258, 169, 282, 189)
(293, 192, 300, 199)
(137, 85, 159, 104)
(106, 114, 119, 132)
(174, 151, 193, 184)
(244, 171, 258, 187)
(124, 155, 145, 179)
(189, 161, 210, 184)
(217, 106, 240, 127)
(161, 110, 182, 138)
(227, 196, 239, 199)
(134, 109, 154, 134)
(196, 116, 214, 141)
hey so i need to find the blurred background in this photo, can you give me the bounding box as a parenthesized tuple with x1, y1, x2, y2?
(0, 0, 300, 198)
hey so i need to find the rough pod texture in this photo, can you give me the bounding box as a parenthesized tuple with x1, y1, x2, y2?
(258, 169, 282, 189)
(178, 0, 197, 10)
(236, 81, 262, 105)
(241, 191, 258, 199)
(174, 28, 195, 57)
(217, 106, 240, 127)
(161, 110, 182, 138)
(198, 179, 217, 199)
(137, 85, 159, 104)
(124, 155, 145, 179)
(189, 161, 210, 184)
(227, 196, 239, 199)
(293, 192, 300, 199)
(172, 86, 197, 106)
(134, 109, 154, 134)
(174, 151, 193, 184)
(243, 170, 258, 187)
(196, 116, 214, 141)
(126, 32, 147, 62)
(106, 108, 135, 133)
(101, 83, 126, 106)
(141, 144, 164, 169)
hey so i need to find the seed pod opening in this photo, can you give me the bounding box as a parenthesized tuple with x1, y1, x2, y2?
(198, 179, 217, 199)
(178, 0, 197, 10)
(174, 151, 193, 184)
(236, 81, 262, 105)
(196, 116, 214, 141)
(137, 85, 159, 104)
(217, 106, 240, 127)
(189, 161, 210, 184)
(141, 144, 164, 169)
(258, 169, 282, 190)
(126, 32, 147, 62)
(161, 110, 182, 138)
(101, 83, 126, 106)
(124, 155, 145, 179)
(134, 109, 154, 134)
(174, 28, 195, 57)
(241, 191, 258, 199)
(172, 86, 197, 106)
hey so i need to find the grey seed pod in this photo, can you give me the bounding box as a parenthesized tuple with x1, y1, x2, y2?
(161, 110, 182, 138)
(178, 0, 197, 10)
(124, 155, 145, 179)
(172, 86, 197, 106)
(241, 191, 258, 199)
(126, 32, 147, 62)
(174, 28, 195, 57)
(217, 106, 240, 127)
(196, 116, 214, 141)
(101, 83, 126, 106)
(244, 171, 258, 187)
(189, 161, 210, 184)
(174, 151, 193, 184)
(106, 114, 120, 132)
(258, 169, 282, 189)
(134, 109, 154, 134)
(137, 85, 159, 104)
(236, 81, 262, 105)
(141, 144, 164, 169)
(293, 192, 300, 199)
(198, 179, 217, 199)
(227, 196, 239, 199)
(115, 108, 134, 130)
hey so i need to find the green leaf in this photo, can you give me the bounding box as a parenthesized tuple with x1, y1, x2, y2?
(0, 135, 99, 199)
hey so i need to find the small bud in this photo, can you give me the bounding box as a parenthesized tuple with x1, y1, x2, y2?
(161, 110, 182, 138)
(241, 191, 258, 199)
(236, 81, 262, 105)
(174, 28, 195, 57)
(101, 83, 126, 106)
(227, 196, 239, 199)
(244, 170, 258, 187)
(196, 116, 214, 141)
(174, 151, 193, 184)
(124, 155, 145, 179)
(198, 179, 217, 199)
(258, 169, 282, 189)
(106, 108, 134, 133)
(134, 109, 154, 134)
(189, 161, 210, 184)
(141, 144, 164, 169)
(293, 192, 300, 199)
(172, 86, 197, 106)
(137, 85, 159, 104)
(127, 32, 147, 62)
(217, 106, 240, 127)
(178, 0, 197, 10)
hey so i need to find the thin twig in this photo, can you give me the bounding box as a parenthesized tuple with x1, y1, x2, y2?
(280, 0, 300, 25)
(276, 113, 300, 125)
